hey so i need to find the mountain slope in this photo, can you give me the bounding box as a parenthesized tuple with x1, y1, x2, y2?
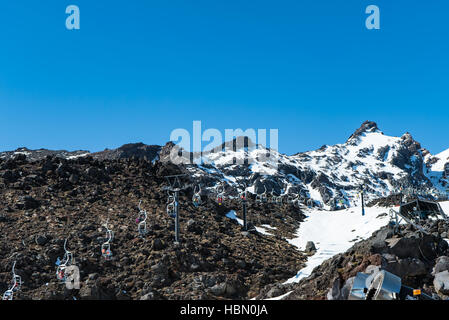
(2, 121, 448, 210)
(182, 121, 449, 209)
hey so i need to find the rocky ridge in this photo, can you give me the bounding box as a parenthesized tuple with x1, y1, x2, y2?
(3, 122, 448, 211)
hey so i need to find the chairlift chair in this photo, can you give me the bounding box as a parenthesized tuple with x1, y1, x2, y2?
(216, 184, 225, 205)
(166, 190, 177, 217)
(167, 203, 176, 218)
(101, 242, 112, 260)
(101, 223, 114, 260)
(192, 185, 202, 207)
(56, 240, 73, 282)
(136, 201, 148, 236)
(2, 261, 21, 300)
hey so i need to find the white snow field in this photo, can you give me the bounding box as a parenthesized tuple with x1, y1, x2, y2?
(264, 204, 393, 300)
(284, 204, 393, 284)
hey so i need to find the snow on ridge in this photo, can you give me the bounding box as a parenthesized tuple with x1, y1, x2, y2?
(431, 148, 449, 172)
(188, 125, 449, 209)
(66, 152, 90, 160)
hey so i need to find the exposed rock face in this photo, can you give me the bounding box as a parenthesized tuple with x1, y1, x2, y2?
(347, 121, 379, 141)
(92, 143, 161, 162)
(0, 148, 90, 162)
(0, 156, 306, 300)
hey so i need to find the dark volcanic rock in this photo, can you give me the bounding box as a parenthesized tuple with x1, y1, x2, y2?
(92, 143, 161, 162)
(0, 157, 305, 300)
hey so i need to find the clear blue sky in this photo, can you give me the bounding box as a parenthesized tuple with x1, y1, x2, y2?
(1, 1, 448, 155)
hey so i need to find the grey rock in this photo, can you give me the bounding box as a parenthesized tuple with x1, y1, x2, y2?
(434, 270, 449, 295)
(383, 257, 427, 278)
(236, 260, 246, 269)
(151, 262, 166, 275)
(266, 286, 284, 299)
(305, 241, 316, 253)
(225, 283, 237, 296)
(140, 292, 156, 300)
(210, 283, 226, 296)
(35, 235, 48, 246)
(327, 277, 341, 300)
(88, 273, 99, 280)
(387, 237, 421, 259)
(433, 256, 449, 275)
(69, 174, 79, 184)
(340, 277, 355, 300)
(152, 239, 165, 251)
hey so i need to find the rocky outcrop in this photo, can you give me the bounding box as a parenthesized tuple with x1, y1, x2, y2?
(91, 143, 161, 162)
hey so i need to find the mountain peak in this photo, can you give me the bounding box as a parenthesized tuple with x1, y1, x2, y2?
(347, 121, 380, 141)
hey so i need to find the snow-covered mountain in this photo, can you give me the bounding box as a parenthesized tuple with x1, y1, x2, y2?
(2, 121, 448, 210)
(177, 121, 449, 209)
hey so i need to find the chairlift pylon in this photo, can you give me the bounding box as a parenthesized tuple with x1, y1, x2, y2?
(163, 174, 190, 244)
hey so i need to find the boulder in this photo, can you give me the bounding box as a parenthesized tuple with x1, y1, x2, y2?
(305, 241, 316, 253)
(266, 285, 284, 299)
(69, 174, 79, 184)
(326, 277, 341, 300)
(210, 283, 226, 296)
(433, 256, 449, 276)
(35, 235, 48, 246)
(387, 237, 421, 259)
(434, 271, 449, 295)
(152, 239, 165, 251)
(382, 257, 427, 278)
(17, 195, 40, 210)
(340, 277, 355, 300)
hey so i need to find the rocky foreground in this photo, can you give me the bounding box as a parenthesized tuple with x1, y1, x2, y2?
(256, 217, 449, 300)
(0, 154, 306, 300)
